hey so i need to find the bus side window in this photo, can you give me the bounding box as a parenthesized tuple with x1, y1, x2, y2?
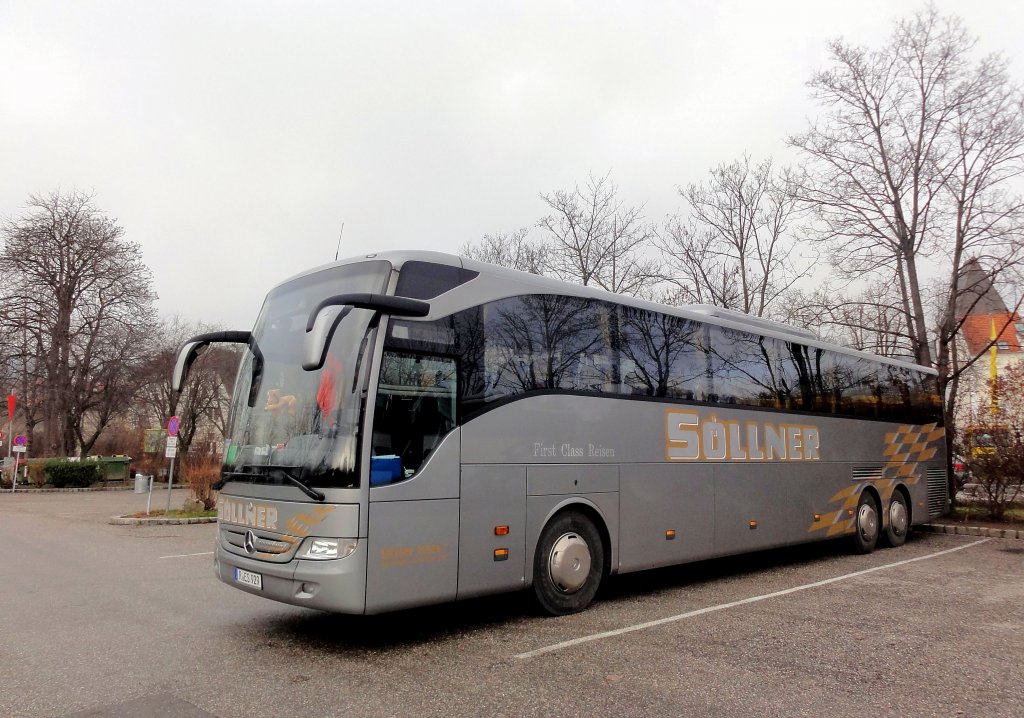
(371, 351, 457, 484)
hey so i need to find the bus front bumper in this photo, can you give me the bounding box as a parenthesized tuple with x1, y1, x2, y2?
(215, 541, 368, 614)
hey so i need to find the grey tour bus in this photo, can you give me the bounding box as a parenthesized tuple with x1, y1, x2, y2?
(172, 251, 948, 615)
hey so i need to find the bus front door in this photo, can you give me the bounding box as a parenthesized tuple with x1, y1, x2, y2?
(363, 431, 461, 614)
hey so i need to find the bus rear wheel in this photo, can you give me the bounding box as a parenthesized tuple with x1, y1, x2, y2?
(851, 492, 880, 554)
(533, 511, 604, 616)
(883, 491, 909, 548)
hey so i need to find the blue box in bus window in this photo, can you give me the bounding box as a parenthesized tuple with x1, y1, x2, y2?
(370, 455, 402, 486)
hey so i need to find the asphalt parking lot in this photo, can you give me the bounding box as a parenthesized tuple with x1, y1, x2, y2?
(1, 490, 1021, 718)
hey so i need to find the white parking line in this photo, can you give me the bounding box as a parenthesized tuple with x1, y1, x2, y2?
(515, 538, 990, 660)
(158, 551, 215, 559)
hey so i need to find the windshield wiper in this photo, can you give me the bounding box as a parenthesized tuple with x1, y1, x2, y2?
(215, 465, 326, 502)
(268, 465, 326, 502)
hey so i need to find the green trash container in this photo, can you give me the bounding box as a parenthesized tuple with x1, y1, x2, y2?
(99, 456, 132, 483)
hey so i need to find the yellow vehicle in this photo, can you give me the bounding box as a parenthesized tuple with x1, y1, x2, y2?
(964, 425, 1006, 458)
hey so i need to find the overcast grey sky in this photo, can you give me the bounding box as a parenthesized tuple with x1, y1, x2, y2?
(3, 0, 1023, 329)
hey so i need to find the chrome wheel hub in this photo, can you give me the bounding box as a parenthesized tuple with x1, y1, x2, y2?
(889, 500, 908, 536)
(858, 503, 878, 541)
(548, 532, 592, 594)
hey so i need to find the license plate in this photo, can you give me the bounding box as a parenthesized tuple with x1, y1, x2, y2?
(235, 567, 263, 590)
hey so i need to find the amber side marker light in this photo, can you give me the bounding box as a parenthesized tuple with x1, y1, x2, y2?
(494, 548, 509, 562)
(665, 530, 676, 540)
(749, 521, 758, 530)
(813, 514, 822, 522)
(494, 525, 510, 536)
(847, 509, 855, 517)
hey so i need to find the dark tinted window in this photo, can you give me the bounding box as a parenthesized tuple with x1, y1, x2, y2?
(708, 326, 778, 407)
(395, 261, 479, 300)
(830, 355, 881, 418)
(484, 295, 614, 397)
(619, 307, 707, 399)
(909, 373, 943, 423)
(382, 293, 942, 425)
(775, 341, 823, 412)
(878, 364, 914, 421)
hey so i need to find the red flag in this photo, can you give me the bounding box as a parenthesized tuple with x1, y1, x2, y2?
(6, 394, 14, 419)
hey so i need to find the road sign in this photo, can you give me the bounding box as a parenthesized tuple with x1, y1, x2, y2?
(13, 445, 26, 454)
(166, 436, 178, 449)
(13, 435, 26, 447)
(143, 429, 164, 453)
(165, 445, 177, 459)
(7, 394, 14, 419)
(167, 416, 180, 437)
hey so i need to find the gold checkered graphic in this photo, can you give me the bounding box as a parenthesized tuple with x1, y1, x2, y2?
(809, 423, 944, 537)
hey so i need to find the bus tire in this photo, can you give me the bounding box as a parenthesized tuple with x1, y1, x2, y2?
(851, 491, 880, 554)
(883, 491, 909, 548)
(532, 511, 604, 616)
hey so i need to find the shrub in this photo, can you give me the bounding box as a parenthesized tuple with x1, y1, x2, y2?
(45, 460, 102, 488)
(967, 440, 1024, 521)
(181, 453, 221, 510)
(29, 465, 47, 488)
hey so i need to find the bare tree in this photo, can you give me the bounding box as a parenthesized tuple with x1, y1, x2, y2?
(790, 6, 1024, 420)
(788, 6, 1024, 510)
(782, 279, 913, 358)
(135, 317, 238, 455)
(658, 156, 806, 318)
(71, 320, 148, 454)
(459, 228, 548, 274)
(1, 318, 47, 446)
(0, 189, 157, 456)
(538, 172, 659, 296)
(933, 50, 1024, 420)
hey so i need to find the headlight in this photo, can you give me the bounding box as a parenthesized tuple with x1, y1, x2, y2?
(297, 537, 358, 560)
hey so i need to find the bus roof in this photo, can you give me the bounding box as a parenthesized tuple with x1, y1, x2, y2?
(274, 249, 938, 377)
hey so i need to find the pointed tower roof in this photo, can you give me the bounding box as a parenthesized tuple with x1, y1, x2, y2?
(956, 258, 1009, 319)
(955, 258, 1021, 355)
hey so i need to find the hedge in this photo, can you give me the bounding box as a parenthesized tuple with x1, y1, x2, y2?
(44, 460, 103, 488)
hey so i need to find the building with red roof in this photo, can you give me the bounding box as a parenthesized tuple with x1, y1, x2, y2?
(954, 258, 1022, 421)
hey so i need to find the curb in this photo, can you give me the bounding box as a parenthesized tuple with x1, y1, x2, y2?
(919, 523, 1022, 540)
(109, 515, 217, 526)
(3, 486, 137, 493)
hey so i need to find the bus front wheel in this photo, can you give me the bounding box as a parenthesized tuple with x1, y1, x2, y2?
(851, 492, 880, 554)
(532, 511, 604, 616)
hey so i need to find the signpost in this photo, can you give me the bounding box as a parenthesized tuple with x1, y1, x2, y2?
(165, 416, 180, 514)
(10, 436, 26, 491)
(6, 395, 13, 492)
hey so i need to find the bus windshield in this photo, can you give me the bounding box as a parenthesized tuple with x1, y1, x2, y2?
(223, 260, 391, 489)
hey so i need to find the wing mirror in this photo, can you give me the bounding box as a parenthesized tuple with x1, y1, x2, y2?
(302, 293, 429, 371)
(172, 331, 252, 392)
(303, 306, 351, 371)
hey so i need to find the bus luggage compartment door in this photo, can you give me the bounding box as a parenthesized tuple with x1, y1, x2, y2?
(457, 465, 527, 600)
(365, 498, 460, 613)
